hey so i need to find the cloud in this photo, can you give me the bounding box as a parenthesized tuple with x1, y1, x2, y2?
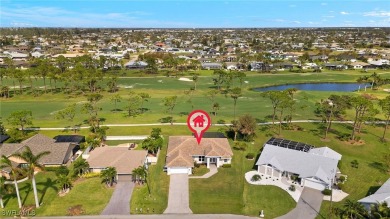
(340, 11, 349, 15)
(363, 11, 390, 17)
(0, 6, 195, 28)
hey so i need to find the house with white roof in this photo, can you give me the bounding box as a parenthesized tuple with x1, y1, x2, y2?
(255, 138, 342, 191)
(358, 178, 390, 211)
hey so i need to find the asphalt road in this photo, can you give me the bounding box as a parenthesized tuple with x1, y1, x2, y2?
(34, 214, 257, 219)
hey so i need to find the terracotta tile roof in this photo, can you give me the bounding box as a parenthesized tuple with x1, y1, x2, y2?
(166, 136, 233, 168)
(87, 147, 147, 174)
(0, 134, 77, 165)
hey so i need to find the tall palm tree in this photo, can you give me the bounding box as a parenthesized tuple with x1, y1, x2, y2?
(0, 155, 22, 208)
(12, 146, 50, 208)
(229, 87, 242, 120)
(0, 176, 5, 208)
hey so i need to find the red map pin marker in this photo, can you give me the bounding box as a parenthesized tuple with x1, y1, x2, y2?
(187, 110, 211, 144)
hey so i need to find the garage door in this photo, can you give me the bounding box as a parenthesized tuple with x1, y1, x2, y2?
(304, 179, 326, 191)
(117, 174, 132, 182)
(168, 167, 190, 175)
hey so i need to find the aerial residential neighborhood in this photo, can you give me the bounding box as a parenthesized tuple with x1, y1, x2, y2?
(0, 1, 390, 219)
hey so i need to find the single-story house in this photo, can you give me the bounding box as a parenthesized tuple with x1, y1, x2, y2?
(0, 134, 83, 177)
(124, 60, 148, 69)
(201, 62, 222, 70)
(256, 137, 342, 191)
(348, 62, 370, 69)
(358, 178, 390, 211)
(165, 136, 233, 175)
(86, 146, 148, 181)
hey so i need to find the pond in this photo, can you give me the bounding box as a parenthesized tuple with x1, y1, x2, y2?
(253, 82, 370, 92)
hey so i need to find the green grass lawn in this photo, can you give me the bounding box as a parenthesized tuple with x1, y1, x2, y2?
(191, 165, 210, 176)
(189, 143, 296, 218)
(37, 177, 113, 216)
(1, 172, 113, 217)
(2, 71, 390, 129)
(130, 139, 169, 214)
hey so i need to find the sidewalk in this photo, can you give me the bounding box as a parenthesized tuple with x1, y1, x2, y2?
(190, 165, 218, 179)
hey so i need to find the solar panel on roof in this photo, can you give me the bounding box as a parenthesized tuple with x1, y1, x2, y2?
(266, 137, 314, 152)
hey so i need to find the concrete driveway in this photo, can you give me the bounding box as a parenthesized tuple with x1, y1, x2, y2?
(164, 174, 192, 214)
(276, 188, 324, 219)
(101, 181, 135, 215)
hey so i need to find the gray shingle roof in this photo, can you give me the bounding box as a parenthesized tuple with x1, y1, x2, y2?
(0, 134, 76, 165)
(256, 144, 341, 185)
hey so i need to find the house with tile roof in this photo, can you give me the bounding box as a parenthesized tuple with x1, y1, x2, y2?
(165, 136, 233, 175)
(255, 138, 342, 191)
(358, 178, 390, 211)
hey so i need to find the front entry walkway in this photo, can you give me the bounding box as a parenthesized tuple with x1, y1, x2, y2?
(101, 181, 135, 215)
(190, 164, 218, 179)
(276, 188, 324, 219)
(164, 174, 192, 214)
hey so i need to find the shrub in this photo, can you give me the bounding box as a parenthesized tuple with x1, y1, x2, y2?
(194, 161, 200, 168)
(217, 119, 225, 124)
(251, 174, 261, 182)
(351, 160, 359, 168)
(339, 176, 346, 183)
(337, 182, 344, 190)
(81, 172, 100, 178)
(289, 185, 296, 192)
(45, 166, 62, 172)
(222, 164, 231, 168)
(233, 142, 247, 151)
(246, 153, 255, 159)
(55, 166, 70, 177)
(338, 133, 351, 141)
(322, 189, 332, 196)
(290, 175, 298, 182)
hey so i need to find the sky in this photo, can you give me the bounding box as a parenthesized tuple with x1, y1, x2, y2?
(0, 0, 389, 28)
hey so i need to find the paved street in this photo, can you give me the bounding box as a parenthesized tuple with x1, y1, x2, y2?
(35, 214, 257, 219)
(101, 182, 135, 215)
(164, 174, 192, 214)
(276, 188, 324, 219)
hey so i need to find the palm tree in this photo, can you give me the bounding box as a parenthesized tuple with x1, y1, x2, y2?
(132, 166, 149, 194)
(371, 202, 390, 218)
(0, 155, 22, 208)
(229, 87, 242, 120)
(100, 167, 117, 187)
(57, 174, 72, 193)
(12, 146, 50, 208)
(342, 199, 367, 219)
(72, 159, 90, 177)
(0, 176, 5, 208)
